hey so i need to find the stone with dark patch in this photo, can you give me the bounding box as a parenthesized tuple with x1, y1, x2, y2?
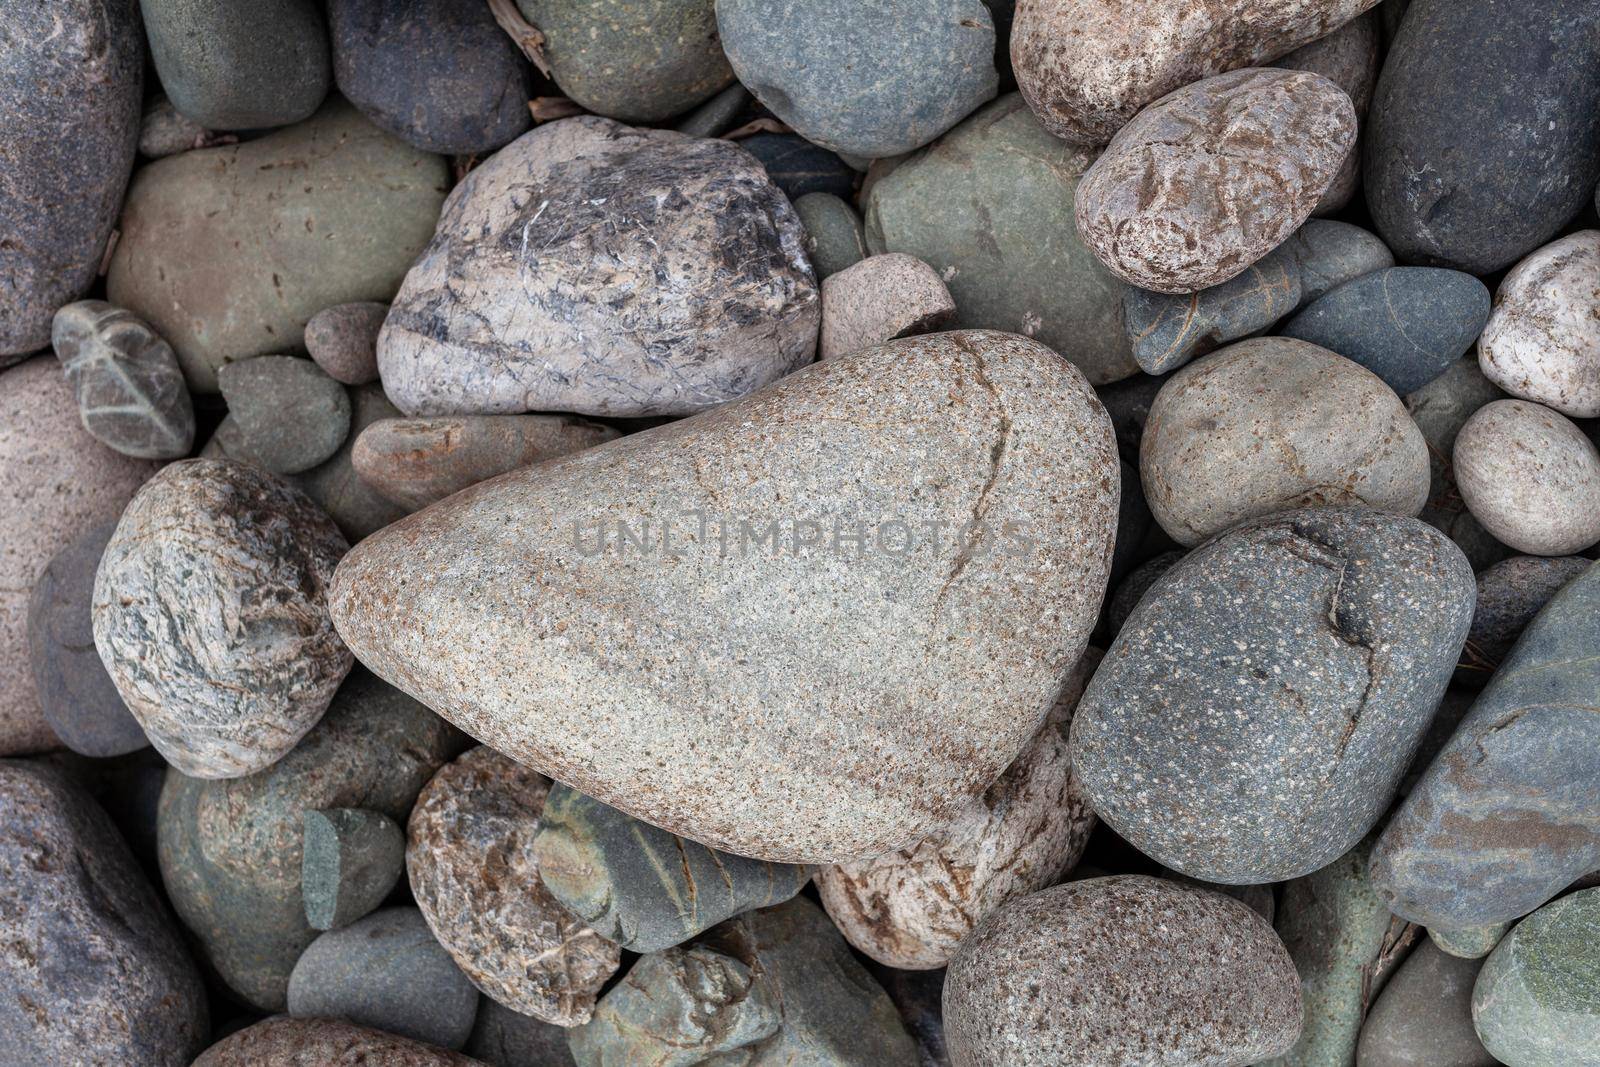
(1471, 889, 1600, 1067)
(302, 807, 405, 931)
(738, 132, 858, 201)
(52, 300, 195, 460)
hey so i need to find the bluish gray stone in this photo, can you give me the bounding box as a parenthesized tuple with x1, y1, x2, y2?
(1125, 243, 1301, 375)
(1471, 889, 1600, 1067)
(302, 807, 406, 931)
(740, 133, 857, 201)
(466, 999, 577, 1067)
(674, 83, 751, 138)
(1280, 268, 1490, 396)
(717, 0, 998, 158)
(1357, 939, 1494, 1067)
(1288, 220, 1395, 305)
(794, 193, 869, 281)
(1073, 507, 1476, 884)
(1456, 556, 1591, 688)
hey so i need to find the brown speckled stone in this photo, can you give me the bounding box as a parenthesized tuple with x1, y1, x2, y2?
(305, 302, 388, 386)
(408, 747, 620, 1025)
(194, 1017, 484, 1066)
(1453, 399, 1600, 556)
(944, 875, 1303, 1066)
(819, 253, 956, 360)
(1075, 68, 1357, 294)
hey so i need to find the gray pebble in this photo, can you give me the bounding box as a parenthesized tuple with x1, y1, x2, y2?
(305, 302, 387, 386)
(287, 382, 411, 542)
(302, 807, 406, 931)
(794, 192, 869, 281)
(1275, 11, 1379, 216)
(1402, 357, 1511, 570)
(218, 356, 353, 475)
(138, 94, 228, 159)
(465, 999, 576, 1067)
(673, 83, 751, 138)
(1289, 220, 1396, 305)
(1472, 889, 1600, 1067)
(1356, 939, 1493, 1067)
(1457, 556, 1591, 688)
(1105, 549, 1184, 637)
(52, 300, 196, 460)
(1429, 922, 1510, 960)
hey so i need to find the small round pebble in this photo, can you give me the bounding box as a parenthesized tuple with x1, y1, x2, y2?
(1478, 230, 1600, 418)
(819, 253, 956, 360)
(794, 192, 869, 281)
(217, 356, 353, 475)
(1105, 549, 1184, 637)
(1357, 939, 1495, 1067)
(305, 302, 388, 385)
(1472, 889, 1600, 1067)
(1453, 399, 1600, 556)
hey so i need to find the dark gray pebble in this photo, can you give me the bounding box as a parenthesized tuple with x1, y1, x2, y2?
(1106, 549, 1184, 638)
(1288, 220, 1395, 305)
(302, 807, 406, 931)
(1356, 939, 1494, 1067)
(794, 192, 869, 280)
(1456, 555, 1592, 688)
(1125, 242, 1301, 375)
(465, 998, 576, 1067)
(740, 133, 857, 201)
(217, 356, 353, 476)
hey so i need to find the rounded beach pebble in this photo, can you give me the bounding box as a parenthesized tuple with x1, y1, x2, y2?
(305, 302, 388, 385)
(819, 253, 956, 360)
(1478, 231, 1600, 418)
(217, 356, 353, 475)
(1453, 399, 1600, 556)
(51, 300, 196, 461)
(1472, 889, 1600, 1067)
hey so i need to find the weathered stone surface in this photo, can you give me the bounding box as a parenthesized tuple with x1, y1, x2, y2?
(1457, 556, 1592, 688)
(820, 253, 956, 360)
(1454, 400, 1600, 556)
(573, 897, 916, 1065)
(1276, 11, 1379, 215)
(137, 94, 227, 159)
(466, 999, 577, 1067)
(1357, 940, 1494, 1067)
(158, 670, 462, 1010)
(1141, 338, 1430, 546)
(51, 300, 195, 460)
(1290, 220, 1396, 304)
(533, 784, 809, 954)
(1472, 889, 1600, 1067)
(333, 331, 1119, 864)
(1403, 358, 1511, 570)
(352, 415, 620, 512)
(1013, 0, 1377, 145)
(718, 0, 996, 157)
(107, 100, 450, 392)
(1074, 508, 1474, 883)
(331, 0, 531, 154)
(1371, 561, 1600, 928)
(0, 0, 142, 358)
(380, 118, 818, 418)
(26, 521, 148, 758)
(1076, 68, 1357, 294)
(1124, 242, 1301, 375)
(218, 356, 353, 475)
(1, 359, 159, 755)
(866, 94, 1138, 385)
(944, 876, 1303, 1066)
(1282, 267, 1491, 395)
(794, 192, 868, 281)
(194, 1017, 484, 1066)
(0, 761, 207, 1065)
(816, 650, 1099, 969)
(739, 132, 857, 201)
(516, 0, 733, 122)
(289, 906, 480, 1050)
(302, 807, 405, 930)
(92, 460, 352, 778)
(141, 0, 330, 130)
(1366, 0, 1600, 274)
(305, 302, 387, 386)
(408, 747, 620, 1025)
(1479, 231, 1600, 418)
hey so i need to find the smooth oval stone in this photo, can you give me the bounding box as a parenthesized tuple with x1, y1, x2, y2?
(157, 670, 463, 1010)
(140, 0, 330, 130)
(533, 783, 810, 954)
(1454, 399, 1600, 556)
(1431, 922, 1510, 960)
(866, 94, 1138, 385)
(379, 118, 817, 418)
(25, 521, 148, 757)
(944, 876, 1303, 1066)
(794, 192, 868, 281)
(194, 1017, 483, 1067)
(1290, 219, 1396, 304)
(1479, 231, 1600, 418)
(305, 302, 387, 385)
(107, 100, 450, 392)
(516, 0, 733, 122)
(1074, 507, 1474, 884)
(1403, 358, 1511, 570)
(0, 0, 142, 358)
(1370, 561, 1600, 928)
(1275, 11, 1379, 215)
(92, 459, 352, 778)
(330, 0, 531, 154)
(466, 999, 576, 1067)
(674, 83, 751, 138)
(1472, 890, 1600, 1067)
(1076, 68, 1357, 294)
(302, 807, 405, 931)
(333, 331, 1120, 864)
(289, 906, 479, 1050)
(408, 747, 620, 1025)
(1282, 267, 1491, 395)
(1141, 338, 1430, 546)
(718, 0, 996, 157)
(1366, 0, 1600, 274)
(217, 356, 352, 475)
(1357, 940, 1494, 1067)
(738, 132, 858, 201)
(0, 761, 208, 1064)
(1457, 556, 1592, 688)
(1, 358, 160, 754)
(816, 650, 1099, 969)
(137, 94, 226, 159)
(820, 253, 956, 360)
(52, 301, 196, 460)
(351, 414, 620, 512)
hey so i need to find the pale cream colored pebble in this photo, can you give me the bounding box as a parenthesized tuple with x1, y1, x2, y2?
(1453, 399, 1600, 556)
(1478, 230, 1600, 418)
(819, 253, 956, 360)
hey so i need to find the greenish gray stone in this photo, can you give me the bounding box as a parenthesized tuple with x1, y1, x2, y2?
(794, 193, 869, 281)
(1430, 922, 1511, 960)
(673, 83, 750, 138)
(1287, 220, 1395, 305)
(1403, 358, 1512, 571)
(1472, 889, 1600, 1067)
(302, 808, 406, 931)
(866, 93, 1137, 385)
(1357, 939, 1494, 1067)
(218, 356, 352, 475)
(137, 95, 226, 160)
(1124, 242, 1300, 375)
(534, 784, 812, 953)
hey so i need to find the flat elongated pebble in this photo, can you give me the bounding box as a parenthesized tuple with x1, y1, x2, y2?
(1457, 556, 1592, 687)
(820, 254, 956, 360)
(1453, 400, 1600, 556)
(1076, 68, 1356, 294)
(1275, 11, 1379, 215)
(351, 415, 620, 512)
(332, 332, 1119, 864)
(1013, 0, 1379, 145)
(1141, 338, 1430, 546)
(305, 302, 388, 385)
(816, 651, 1100, 969)
(674, 83, 750, 138)
(194, 1017, 483, 1066)
(1282, 267, 1491, 395)
(1074, 508, 1474, 883)
(466, 999, 577, 1067)
(794, 192, 868, 280)
(1472, 889, 1600, 1067)
(1357, 940, 1494, 1067)
(1291, 220, 1396, 304)
(218, 356, 353, 475)
(52, 301, 195, 460)
(739, 133, 857, 200)
(944, 876, 1303, 1066)
(1478, 231, 1600, 418)
(302, 807, 405, 930)
(408, 747, 620, 1025)
(379, 118, 818, 418)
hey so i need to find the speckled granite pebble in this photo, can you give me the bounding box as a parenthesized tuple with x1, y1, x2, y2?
(1478, 231, 1600, 418)
(794, 192, 868, 281)
(1290, 220, 1396, 304)
(302, 807, 405, 930)
(1357, 940, 1493, 1067)
(305, 303, 387, 386)
(1073, 507, 1474, 884)
(218, 356, 353, 475)
(1457, 556, 1591, 688)
(1453, 400, 1600, 556)
(1472, 889, 1600, 1067)
(194, 1017, 483, 1066)
(52, 301, 195, 460)
(1124, 242, 1301, 375)
(820, 254, 956, 359)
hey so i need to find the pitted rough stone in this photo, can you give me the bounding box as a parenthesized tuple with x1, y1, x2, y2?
(1478, 231, 1600, 418)
(1453, 400, 1600, 556)
(194, 1017, 483, 1066)
(1471, 890, 1600, 1067)
(52, 301, 195, 460)
(820, 253, 956, 360)
(1075, 68, 1357, 294)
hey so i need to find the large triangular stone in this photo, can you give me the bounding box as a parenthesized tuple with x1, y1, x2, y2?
(330, 330, 1118, 863)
